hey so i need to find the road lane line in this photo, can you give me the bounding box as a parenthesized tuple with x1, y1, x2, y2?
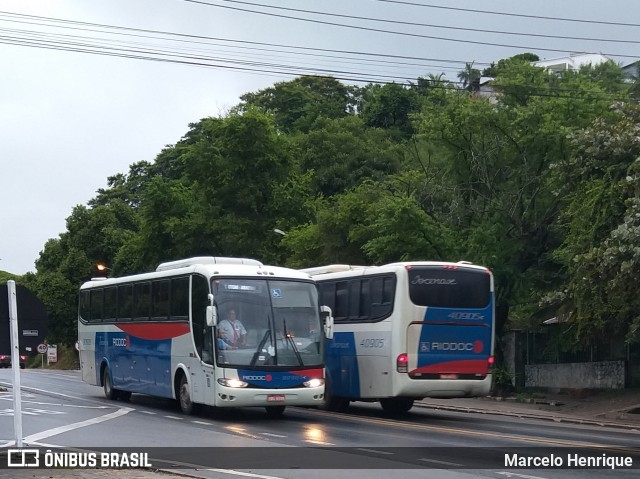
(496, 472, 550, 479)
(357, 448, 394, 455)
(418, 458, 463, 466)
(303, 408, 634, 451)
(205, 469, 285, 479)
(23, 407, 133, 443)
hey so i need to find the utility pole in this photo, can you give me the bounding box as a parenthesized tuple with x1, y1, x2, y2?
(8, 280, 23, 447)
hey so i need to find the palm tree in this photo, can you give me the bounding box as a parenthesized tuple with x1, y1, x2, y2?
(457, 62, 481, 90)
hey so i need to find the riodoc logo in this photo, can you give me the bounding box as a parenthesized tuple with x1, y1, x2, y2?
(112, 336, 130, 348)
(420, 341, 484, 353)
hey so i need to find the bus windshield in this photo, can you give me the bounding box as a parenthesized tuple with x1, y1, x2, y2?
(212, 278, 322, 368)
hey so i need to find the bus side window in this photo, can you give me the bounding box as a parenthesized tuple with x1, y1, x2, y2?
(134, 282, 151, 320)
(335, 281, 349, 321)
(171, 277, 189, 318)
(91, 289, 104, 322)
(79, 290, 91, 322)
(117, 284, 133, 320)
(151, 280, 170, 320)
(103, 287, 117, 321)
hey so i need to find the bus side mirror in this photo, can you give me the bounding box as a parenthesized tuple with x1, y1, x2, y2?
(320, 305, 334, 340)
(206, 294, 217, 327)
(206, 306, 217, 327)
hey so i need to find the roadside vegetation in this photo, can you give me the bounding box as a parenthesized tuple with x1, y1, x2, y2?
(3, 55, 640, 361)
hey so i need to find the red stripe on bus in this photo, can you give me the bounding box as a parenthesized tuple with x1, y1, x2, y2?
(410, 359, 489, 375)
(117, 323, 190, 340)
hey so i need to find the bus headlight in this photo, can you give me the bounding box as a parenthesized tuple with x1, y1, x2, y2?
(217, 378, 248, 388)
(303, 378, 324, 388)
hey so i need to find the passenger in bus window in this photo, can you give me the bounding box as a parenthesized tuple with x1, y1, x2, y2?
(217, 308, 247, 348)
(216, 329, 233, 350)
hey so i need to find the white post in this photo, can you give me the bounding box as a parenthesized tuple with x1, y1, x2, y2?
(8, 280, 23, 447)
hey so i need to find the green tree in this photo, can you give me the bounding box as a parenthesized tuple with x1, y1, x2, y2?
(295, 115, 403, 197)
(358, 82, 420, 137)
(457, 62, 481, 90)
(414, 59, 630, 349)
(236, 76, 357, 133)
(549, 102, 640, 343)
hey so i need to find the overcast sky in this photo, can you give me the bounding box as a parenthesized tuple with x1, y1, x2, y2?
(1, 0, 639, 275)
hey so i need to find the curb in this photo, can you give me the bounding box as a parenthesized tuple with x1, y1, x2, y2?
(414, 401, 640, 431)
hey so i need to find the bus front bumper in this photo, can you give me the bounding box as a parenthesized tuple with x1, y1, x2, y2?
(214, 385, 325, 408)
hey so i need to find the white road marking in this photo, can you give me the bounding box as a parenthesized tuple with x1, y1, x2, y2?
(164, 415, 183, 420)
(23, 407, 133, 443)
(192, 420, 214, 426)
(205, 469, 286, 479)
(260, 432, 287, 438)
(418, 458, 463, 466)
(140, 410, 157, 415)
(496, 472, 550, 479)
(357, 448, 394, 455)
(304, 439, 335, 445)
(0, 397, 108, 409)
(0, 407, 65, 416)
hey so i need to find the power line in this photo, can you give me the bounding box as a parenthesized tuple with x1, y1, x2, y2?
(0, 10, 491, 67)
(0, 10, 634, 101)
(180, 0, 640, 59)
(201, 0, 640, 45)
(371, 0, 640, 28)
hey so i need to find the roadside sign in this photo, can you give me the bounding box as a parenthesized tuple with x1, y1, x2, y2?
(47, 344, 57, 363)
(36, 344, 47, 354)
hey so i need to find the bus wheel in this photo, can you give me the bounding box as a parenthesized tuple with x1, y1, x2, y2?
(103, 368, 118, 400)
(265, 406, 286, 418)
(178, 374, 195, 415)
(380, 397, 414, 415)
(321, 382, 349, 412)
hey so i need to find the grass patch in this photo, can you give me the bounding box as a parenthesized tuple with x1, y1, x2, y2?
(26, 344, 79, 370)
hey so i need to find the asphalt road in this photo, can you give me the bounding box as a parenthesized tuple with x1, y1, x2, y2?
(1, 369, 639, 479)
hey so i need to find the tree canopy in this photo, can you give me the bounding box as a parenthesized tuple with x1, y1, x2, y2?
(19, 61, 639, 350)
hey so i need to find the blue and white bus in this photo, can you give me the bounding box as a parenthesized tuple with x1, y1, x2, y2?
(301, 261, 494, 414)
(78, 257, 332, 417)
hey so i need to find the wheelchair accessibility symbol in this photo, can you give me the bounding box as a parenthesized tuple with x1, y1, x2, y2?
(271, 289, 282, 298)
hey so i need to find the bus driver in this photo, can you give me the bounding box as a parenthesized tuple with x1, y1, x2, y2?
(217, 308, 247, 349)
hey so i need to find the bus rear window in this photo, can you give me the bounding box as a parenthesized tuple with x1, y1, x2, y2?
(408, 267, 490, 308)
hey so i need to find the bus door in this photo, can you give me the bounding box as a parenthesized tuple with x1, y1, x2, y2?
(406, 320, 491, 379)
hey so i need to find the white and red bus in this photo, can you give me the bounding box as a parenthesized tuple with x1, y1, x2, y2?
(302, 261, 494, 414)
(78, 257, 333, 417)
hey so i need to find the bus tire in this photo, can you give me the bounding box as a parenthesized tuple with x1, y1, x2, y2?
(380, 397, 414, 415)
(178, 374, 195, 415)
(265, 406, 286, 418)
(321, 381, 349, 412)
(103, 367, 118, 400)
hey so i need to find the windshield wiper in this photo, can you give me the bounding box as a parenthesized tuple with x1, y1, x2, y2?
(282, 318, 303, 366)
(250, 328, 272, 367)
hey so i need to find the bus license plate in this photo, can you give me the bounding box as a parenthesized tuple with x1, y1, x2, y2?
(267, 394, 285, 402)
(440, 374, 458, 380)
